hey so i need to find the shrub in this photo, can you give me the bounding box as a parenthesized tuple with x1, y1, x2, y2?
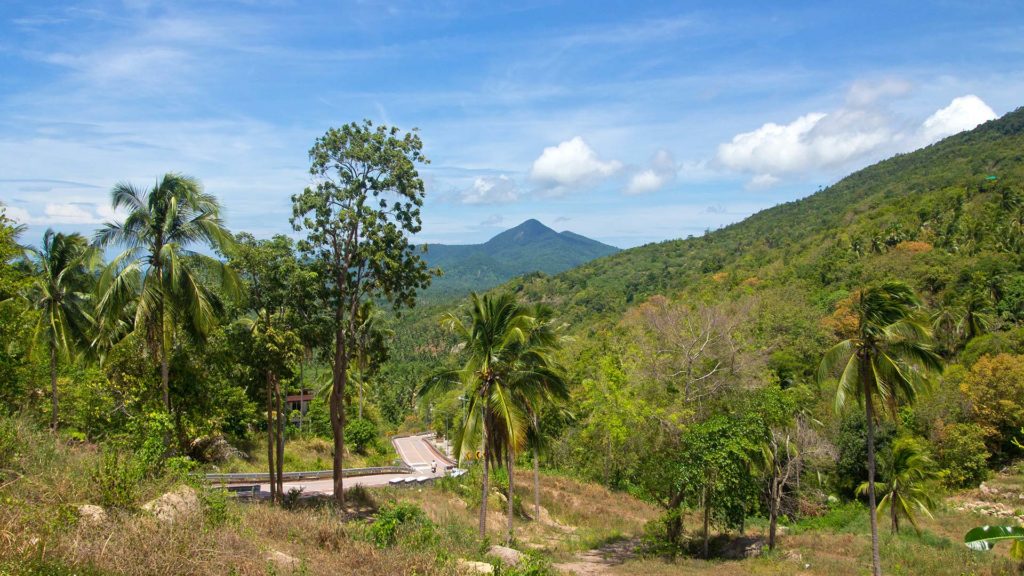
(345, 418, 377, 454)
(368, 501, 432, 548)
(91, 447, 143, 510)
(934, 422, 990, 488)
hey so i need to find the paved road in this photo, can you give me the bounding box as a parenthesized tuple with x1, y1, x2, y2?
(257, 433, 454, 496)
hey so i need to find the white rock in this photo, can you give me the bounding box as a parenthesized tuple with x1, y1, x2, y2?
(142, 486, 200, 523)
(266, 550, 300, 571)
(457, 559, 494, 574)
(487, 545, 525, 567)
(77, 504, 108, 526)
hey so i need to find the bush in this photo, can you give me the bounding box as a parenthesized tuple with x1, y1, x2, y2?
(91, 447, 144, 510)
(934, 422, 990, 488)
(345, 418, 377, 455)
(368, 501, 432, 548)
(833, 413, 894, 498)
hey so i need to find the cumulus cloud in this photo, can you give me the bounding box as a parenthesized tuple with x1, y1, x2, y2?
(626, 149, 676, 194)
(460, 175, 519, 204)
(2, 202, 125, 226)
(717, 89, 998, 189)
(918, 95, 997, 144)
(530, 137, 621, 189)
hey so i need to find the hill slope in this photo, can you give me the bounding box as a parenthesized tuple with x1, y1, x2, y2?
(420, 219, 619, 298)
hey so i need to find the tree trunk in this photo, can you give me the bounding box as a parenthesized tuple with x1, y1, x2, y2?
(49, 336, 58, 431)
(533, 447, 540, 521)
(331, 323, 347, 508)
(703, 485, 711, 559)
(891, 498, 899, 534)
(507, 448, 515, 544)
(480, 445, 490, 537)
(768, 476, 780, 550)
(275, 372, 285, 500)
(357, 371, 363, 420)
(266, 371, 277, 504)
(864, 365, 883, 576)
(159, 289, 171, 414)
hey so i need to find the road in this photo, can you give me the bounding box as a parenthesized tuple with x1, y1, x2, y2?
(256, 433, 454, 496)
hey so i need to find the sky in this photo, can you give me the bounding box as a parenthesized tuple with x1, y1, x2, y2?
(1, 1, 1022, 249)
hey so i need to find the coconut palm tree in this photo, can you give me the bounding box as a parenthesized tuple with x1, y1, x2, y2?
(419, 291, 540, 537)
(26, 230, 100, 430)
(857, 437, 938, 535)
(500, 303, 568, 543)
(94, 173, 239, 414)
(818, 281, 941, 576)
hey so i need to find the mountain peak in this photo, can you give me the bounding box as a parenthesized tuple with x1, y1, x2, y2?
(486, 219, 558, 246)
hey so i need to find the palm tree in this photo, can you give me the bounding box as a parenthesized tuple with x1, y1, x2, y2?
(501, 303, 568, 543)
(423, 293, 566, 540)
(818, 281, 941, 576)
(94, 173, 238, 414)
(26, 230, 100, 430)
(857, 437, 938, 535)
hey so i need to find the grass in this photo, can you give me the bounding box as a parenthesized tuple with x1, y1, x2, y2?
(214, 435, 398, 473)
(4, 412, 1024, 576)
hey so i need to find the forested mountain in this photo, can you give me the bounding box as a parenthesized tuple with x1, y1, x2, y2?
(419, 219, 619, 298)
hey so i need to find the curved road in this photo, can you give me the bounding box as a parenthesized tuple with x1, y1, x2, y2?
(257, 433, 454, 496)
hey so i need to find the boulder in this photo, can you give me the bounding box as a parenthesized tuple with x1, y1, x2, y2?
(266, 550, 300, 571)
(142, 486, 200, 523)
(457, 559, 494, 574)
(487, 545, 525, 567)
(77, 504, 108, 526)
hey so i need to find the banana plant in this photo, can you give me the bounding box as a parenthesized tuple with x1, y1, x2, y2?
(964, 525, 1024, 559)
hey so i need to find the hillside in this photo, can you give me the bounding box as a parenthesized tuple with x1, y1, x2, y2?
(506, 106, 1024, 331)
(420, 219, 619, 298)
(384, 106, 1024, 426)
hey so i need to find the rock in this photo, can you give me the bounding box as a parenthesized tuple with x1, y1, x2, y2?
(142, 486, 200, 523)
(743, 540, 763, 558)
(77, 504, 108, 526)
(266, 550, 300, 571)
(487, 545, 525, 567)
(457, 559, 494, 574)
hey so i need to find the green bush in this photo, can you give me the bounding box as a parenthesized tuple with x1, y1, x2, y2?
(368, 501, 432, 548)
(935, 422, 990, 488)
(345, 418, 377, 455)
(91, 447, 144, 510)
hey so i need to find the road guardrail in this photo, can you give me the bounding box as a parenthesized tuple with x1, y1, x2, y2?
(204, 464, 414, 484)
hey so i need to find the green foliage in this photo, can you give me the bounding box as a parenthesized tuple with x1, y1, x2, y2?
(368, 501, 432, 548)
(833, 414, 894, 498)
(960, 353, 1024, 458)
(934, 422, 990, 488)
(91, 446, 144, 510)
(857, 436, 939, 534)
(345, 418, 377, 454)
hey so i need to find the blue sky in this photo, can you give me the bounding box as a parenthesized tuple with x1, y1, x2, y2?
(1, 1, 1022, 248)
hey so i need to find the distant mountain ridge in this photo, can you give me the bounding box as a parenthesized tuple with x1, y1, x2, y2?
(421, 219, 619, 297)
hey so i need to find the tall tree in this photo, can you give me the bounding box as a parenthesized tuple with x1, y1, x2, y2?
(229, 233, 304, 503)
(423, 293, 536, 538)
(25, 230, 99, 430)
(95, 173, 239, 417)
(291, 121, 432, 507)
(818, 281, 941, 576)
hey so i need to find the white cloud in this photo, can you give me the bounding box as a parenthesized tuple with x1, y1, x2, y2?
(846, 78, 913, 107)
(626, 149, 677, 194)
(717, 89, 999, 189)
(918, 95, 996, 144)
(460, 175, 519, 204)
(530, 136, 621, 188)
(747, 173, 780, 190)
(4, 202, 108, 225)
(717, 109, 894, 179)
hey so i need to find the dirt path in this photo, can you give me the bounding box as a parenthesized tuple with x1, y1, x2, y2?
(553, 538, 639, 576)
